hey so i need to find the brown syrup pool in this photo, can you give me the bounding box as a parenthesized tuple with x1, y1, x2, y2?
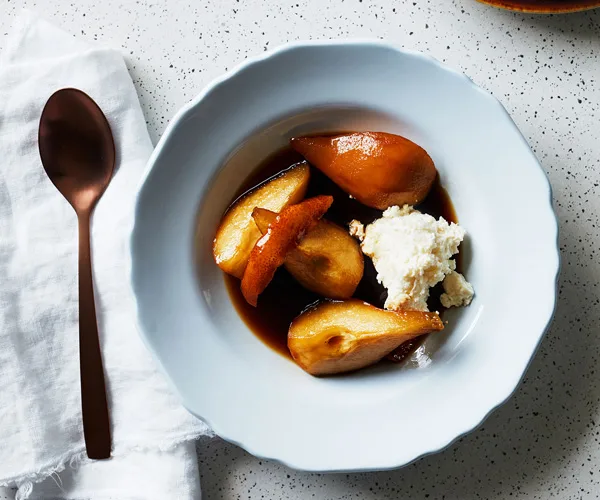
(223, 146, 461, 363)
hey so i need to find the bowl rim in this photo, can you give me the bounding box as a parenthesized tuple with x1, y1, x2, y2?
(131, 39, 560, 472)
(477, 0, 600, 13)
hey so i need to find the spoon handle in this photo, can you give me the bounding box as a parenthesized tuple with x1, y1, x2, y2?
(78, 213, 111, 459)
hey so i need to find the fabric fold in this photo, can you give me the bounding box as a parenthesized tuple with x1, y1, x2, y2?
(0, 10, 209, 499)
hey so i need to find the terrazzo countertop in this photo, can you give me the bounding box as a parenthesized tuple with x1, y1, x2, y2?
(1, 1, 599, 498)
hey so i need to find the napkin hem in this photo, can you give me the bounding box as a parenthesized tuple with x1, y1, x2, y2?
(8, 430, 208, 500)
(7, 447, 85, 500)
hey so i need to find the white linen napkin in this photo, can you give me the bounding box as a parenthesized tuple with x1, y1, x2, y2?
(0, 10, 209, 499)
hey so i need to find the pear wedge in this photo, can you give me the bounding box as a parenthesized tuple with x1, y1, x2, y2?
(213, 162, 310, 278)
(241, 195, 333, 306)
(288, 299, 443, 376)
(291, 132, 436, 210)
(253, 208, 364, 299)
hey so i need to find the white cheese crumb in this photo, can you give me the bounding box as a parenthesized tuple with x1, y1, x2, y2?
(348, 219, 365, 240)
(358, 205, 467, 312)
(440, 271, 474, 308)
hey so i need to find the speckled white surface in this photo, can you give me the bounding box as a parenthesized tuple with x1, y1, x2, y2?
(1, 0, 599, 498)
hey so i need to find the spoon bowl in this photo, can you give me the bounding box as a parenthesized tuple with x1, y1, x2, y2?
(39, 88, 115, 460)
(39, 89, 115, 212)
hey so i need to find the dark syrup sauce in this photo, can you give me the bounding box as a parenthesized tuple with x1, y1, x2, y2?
(224, 146, 460, 362)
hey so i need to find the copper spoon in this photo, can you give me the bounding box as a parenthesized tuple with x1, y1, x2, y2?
(39, 88, 115, 459)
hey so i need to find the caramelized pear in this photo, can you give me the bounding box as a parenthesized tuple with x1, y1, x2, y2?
(251, 207, 278, 233)
(253, 208, 363, 299)
(213, 162, 310, 278)
(241, 196, 333, 306)
(291, 132, 436, 210)
(288, 300, 443, 376)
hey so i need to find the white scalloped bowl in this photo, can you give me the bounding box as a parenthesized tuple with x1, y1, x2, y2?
(131, 41, 559, 472)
